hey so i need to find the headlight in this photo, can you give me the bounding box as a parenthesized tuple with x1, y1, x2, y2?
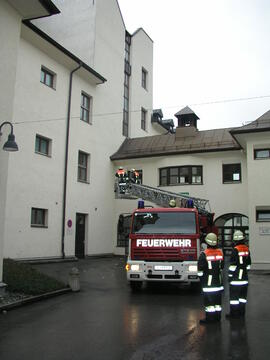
(131, 264, 141, 272)
(189, 265, 198, 272)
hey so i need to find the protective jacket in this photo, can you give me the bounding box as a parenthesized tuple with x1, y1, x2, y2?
(228, 243, 251, 285)
(198, 248, 224, 292)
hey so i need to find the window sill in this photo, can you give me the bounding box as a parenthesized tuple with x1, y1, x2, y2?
(80, 119, 92, 125)
(31, 225, 48, 228)
(35, 151, 51, 158)
(223, 181, 242, 184)
(77, 179, 90, 184)
(40, 81, 56, 90)
(159, 183, 203, 187)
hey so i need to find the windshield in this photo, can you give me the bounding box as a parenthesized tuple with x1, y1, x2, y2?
(132, 211, 197, 235)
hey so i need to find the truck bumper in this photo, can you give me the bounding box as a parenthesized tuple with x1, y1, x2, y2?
(126, 260, 199, 283)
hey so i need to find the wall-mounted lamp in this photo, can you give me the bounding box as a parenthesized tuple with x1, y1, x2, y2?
(0, 122, 18, 152)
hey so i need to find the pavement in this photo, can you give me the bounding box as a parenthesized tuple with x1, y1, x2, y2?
(0, 256, 270, 360)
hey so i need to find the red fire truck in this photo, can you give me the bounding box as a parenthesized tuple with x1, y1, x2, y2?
(114, 180, 216, 291)
(126, 205, 216, 290)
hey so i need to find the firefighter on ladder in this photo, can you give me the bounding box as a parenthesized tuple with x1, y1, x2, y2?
(130, 168, 140, 184)
(226, 230, 251, 318)
(115, 167, 128, 194)
(198, 232, 224, 324)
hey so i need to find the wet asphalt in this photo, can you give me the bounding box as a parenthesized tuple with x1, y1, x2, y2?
(0, 257, 270, 360)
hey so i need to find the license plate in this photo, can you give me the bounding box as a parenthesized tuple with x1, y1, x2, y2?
(154, 265, 173, 271)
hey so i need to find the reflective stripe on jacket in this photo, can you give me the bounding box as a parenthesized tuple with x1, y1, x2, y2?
(198, 247, 224, 292)
(228, 243, 251, 285)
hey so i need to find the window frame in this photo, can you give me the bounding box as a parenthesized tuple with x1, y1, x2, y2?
(159, 166, 203, 186)
(142, 68, 148, 90)
(40, 66, 55, 89)
(35, 134, 51, 157)
(80, 92, 92, 124)
(222, 163, 241, 184)
(254, 148, 270, 160)
(78, 150, 90, 183)
(31, 207, 48, 228)
(141, 107, 147, 131)
(256, 209, 270, 222)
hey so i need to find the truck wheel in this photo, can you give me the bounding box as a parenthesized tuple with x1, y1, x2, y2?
(130, 281, 142, 292)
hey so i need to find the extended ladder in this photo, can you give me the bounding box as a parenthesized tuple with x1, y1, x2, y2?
(115, 181, 211, 215)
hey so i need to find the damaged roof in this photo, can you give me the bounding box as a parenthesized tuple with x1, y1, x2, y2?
(111, 127, 240, 160)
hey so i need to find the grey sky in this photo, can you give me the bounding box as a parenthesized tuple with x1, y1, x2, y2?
(118, 0, 270, 130)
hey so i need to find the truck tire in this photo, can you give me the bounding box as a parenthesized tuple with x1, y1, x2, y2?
(130, 281, 143, 292)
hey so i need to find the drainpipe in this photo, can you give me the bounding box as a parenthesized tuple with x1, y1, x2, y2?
(62, 63, 82, 258)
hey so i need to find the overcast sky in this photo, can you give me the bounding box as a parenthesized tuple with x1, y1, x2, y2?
(118, 0, 270, 130)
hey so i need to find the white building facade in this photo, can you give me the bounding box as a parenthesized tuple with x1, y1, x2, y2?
(0, 0, 166, 287)
(112, 109, 270, 270)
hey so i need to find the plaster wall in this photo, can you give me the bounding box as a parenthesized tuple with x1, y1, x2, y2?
(245, 132, 270, 269)
(0, 1, 22, 280)
(33, 0, 97, 66)
(129, 29, 157, 137)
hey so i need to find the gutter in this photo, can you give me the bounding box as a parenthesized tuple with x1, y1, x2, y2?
(23, 20, 107, 84)
(61, 63, 82, 258)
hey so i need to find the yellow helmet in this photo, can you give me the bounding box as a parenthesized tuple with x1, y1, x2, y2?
(205, 233, 217, 247)
(169, 199, 176, 207)
(233, 230, 244, 241)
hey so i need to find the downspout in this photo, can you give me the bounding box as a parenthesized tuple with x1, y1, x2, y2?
(62, 63, 82, 258)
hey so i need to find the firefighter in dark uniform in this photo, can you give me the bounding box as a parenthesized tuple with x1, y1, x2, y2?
(198, 232, 224, 324)
(226, 230, 251, 318)
(115, 167, 128, 194)
(130, 169, 140, 184)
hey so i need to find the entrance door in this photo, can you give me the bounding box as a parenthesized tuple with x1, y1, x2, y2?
(75, 213, 86, 258)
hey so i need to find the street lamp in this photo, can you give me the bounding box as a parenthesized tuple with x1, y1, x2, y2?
(0, 121, 18, 151)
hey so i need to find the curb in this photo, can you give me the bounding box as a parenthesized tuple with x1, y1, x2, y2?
(0, 287, 73, 312)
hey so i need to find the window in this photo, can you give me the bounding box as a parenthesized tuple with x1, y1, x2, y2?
(159, 166, 202, 186)
(78, 151, 89, 183)
(142, 68, 147, 89)
(40, 66, 55, 88)
(31, 208, 48, 227)
(254, 148, 270, 159)
(123, 33, 131, 137)
(80, 92, 92, 124)
(223, 163, 241, 183)
(132, 211, 197, 235)
(141, 108, 147, 131)
(35, 135, 51, 156)
(256, 209, 270, 222)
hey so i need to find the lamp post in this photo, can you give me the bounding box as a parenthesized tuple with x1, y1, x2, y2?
(0, 121, 18, 294)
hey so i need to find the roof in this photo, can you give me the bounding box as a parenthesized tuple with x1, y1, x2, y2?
(174, 106, 199, 119)
(23, 21, 106, 84)
(111, 127, 240, 160)
(230, 109, 270, 134)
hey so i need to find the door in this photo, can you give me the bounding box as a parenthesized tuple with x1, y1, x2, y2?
(214, 213, 249, 256)
(75, 213, 86, 258)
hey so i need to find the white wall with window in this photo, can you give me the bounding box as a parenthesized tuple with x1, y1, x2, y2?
(244, 132, 270, 269)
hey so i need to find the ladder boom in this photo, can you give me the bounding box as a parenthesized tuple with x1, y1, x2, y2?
(115, 181, 211, 215)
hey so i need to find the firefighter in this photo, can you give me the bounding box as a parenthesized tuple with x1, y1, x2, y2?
(130, 168, 140, 184)
(226, 230, 251, 319)
(115, 167, 128, 194)
(169, 199, 176, 207)
(198, 232, 224, 324)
